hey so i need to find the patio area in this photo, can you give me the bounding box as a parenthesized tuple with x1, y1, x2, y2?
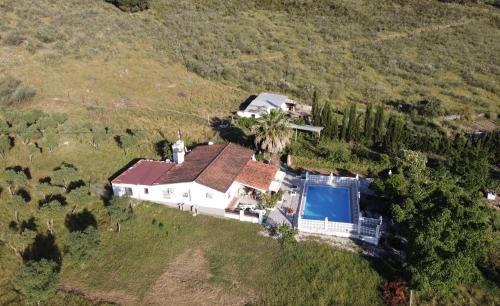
(266, 171, 304, 227)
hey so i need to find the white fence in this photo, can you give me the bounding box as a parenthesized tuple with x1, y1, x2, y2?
(298, 217, 356, 237)
(298, 173, 382, 245)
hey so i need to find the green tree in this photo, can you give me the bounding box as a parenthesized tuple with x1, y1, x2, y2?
(1, 169, 28, 195)
(0, 134, 11, 158)
(119, 133, 139, 155)
(52, 164, 79, 192)
(27, 143, 40, 163)
(42, 129, 58, 153)
(12, 259, 59, 305)
(277, 223, 298, 247)
(340, 107, 348, 141)
(90, 127, 108, 149)
(107, 196, 134, 233)
(373, 104, 385, 144)
(449, 139, 490, 191)
(384, 115, 405, 153)
(346, 103, 357, 141)
(364, 103, 374, 142)
(64, 226, 100, 262)
(252, 109, 291, 163)
(67, 186, 92, 213)
(311, 91, 323, 126)
(0, 227, 37, 258)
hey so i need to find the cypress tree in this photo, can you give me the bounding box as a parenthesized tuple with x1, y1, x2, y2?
(321, 101, 332, 134)
(346, 103, 357, 141)
(311, 91, 322, 126)
(340, 107, 348, 141)
(373, 105, 385, 144)
(384, 115, 404, 153)
(352, 114, 362, 142)
(331, 116, 339, 140)
(364, 103, 374, 142)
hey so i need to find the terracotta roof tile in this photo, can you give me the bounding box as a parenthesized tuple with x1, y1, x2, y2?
(111, 160, 175, 185)
(112, 143, 257, 193)
(195, 143, 254, 192)
(235, 160, 279, 191)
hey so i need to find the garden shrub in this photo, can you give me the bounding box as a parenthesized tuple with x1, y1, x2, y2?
(0, 76, 36, 106)
(64, 226, 100, 262)
(105, 0, 150, 13)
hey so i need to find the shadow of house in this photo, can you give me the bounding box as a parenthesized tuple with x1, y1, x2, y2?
(107, 158, 143, 182)
(65, 209, 97, 232)
(239, 95, 257, 111)
(23, 232, 62, 269)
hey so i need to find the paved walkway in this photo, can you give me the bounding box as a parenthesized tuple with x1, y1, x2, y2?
(266, 172, 304, 228)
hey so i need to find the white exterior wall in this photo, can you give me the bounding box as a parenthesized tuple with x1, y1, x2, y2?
(236, 103, 288, 119)
(112, 180, 241, 210)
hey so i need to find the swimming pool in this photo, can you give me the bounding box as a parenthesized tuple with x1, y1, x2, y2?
(302, 184, 352, 223)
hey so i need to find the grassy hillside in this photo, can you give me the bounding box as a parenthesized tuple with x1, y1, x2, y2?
(152, 0, 500, 113)
(0, 0, 499, 305)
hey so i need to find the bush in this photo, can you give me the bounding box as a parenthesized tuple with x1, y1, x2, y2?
(260, 189, 284, 208)
(0, 76, 36, 106)
(64, 226, 100, 262)
(3, 30, 25, 46)
(105, 0, 149, 12)
(11, 259, 59, 305)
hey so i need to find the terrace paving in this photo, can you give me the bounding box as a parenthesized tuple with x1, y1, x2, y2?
(266, 172, 304, 228)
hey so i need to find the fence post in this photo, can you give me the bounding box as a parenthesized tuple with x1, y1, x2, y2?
(239, 209, 244, 221)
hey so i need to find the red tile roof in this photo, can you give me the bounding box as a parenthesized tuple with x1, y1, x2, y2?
(112, 143, 255, 193)
(235, 160, 279, 191)
(111, 160, 175, 185)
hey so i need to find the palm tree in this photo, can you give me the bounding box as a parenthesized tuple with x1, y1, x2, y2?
(252, 109, 291, 164)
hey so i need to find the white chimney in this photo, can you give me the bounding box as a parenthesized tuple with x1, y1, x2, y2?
(172, 140, 186, 164)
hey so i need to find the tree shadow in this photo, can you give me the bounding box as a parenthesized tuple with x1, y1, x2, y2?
(6, 165, 31, 179)
(65, 208, 97, 232)
(20, 217, 37, 232)
(39, 176, 52, 184)
(67, 180, 86, 193)
(23, 232, 62, 269)
(210, 116, 253, 147)
(38, 194, 67, 208)
(16, 188, 31, 203)
(155, 139, 173, 160)
(53, 161, 78, 171)
(114, 135, 122, 147)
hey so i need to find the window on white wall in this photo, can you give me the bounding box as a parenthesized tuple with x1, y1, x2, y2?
(182, 192, 189, 198)
(125, 187, 133, 196)
(206, 192, 213, 199)
(144, 188, 149, 194)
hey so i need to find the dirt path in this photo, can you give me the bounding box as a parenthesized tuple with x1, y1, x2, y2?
(143, 248, 252, 306)
(61, 248, 254, 306)
(226, 19, 474, 64)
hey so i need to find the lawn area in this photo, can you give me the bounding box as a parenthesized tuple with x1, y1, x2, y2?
(59, 202, 384, 305)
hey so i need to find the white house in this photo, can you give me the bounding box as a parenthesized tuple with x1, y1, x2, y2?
(237, 92, 296, 118)
(111, 140, 285, 220)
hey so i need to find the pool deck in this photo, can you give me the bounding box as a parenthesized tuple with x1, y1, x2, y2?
(266, 172, 304, 228)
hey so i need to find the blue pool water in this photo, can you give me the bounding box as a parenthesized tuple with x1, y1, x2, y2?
(302, 185, 352, 223)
